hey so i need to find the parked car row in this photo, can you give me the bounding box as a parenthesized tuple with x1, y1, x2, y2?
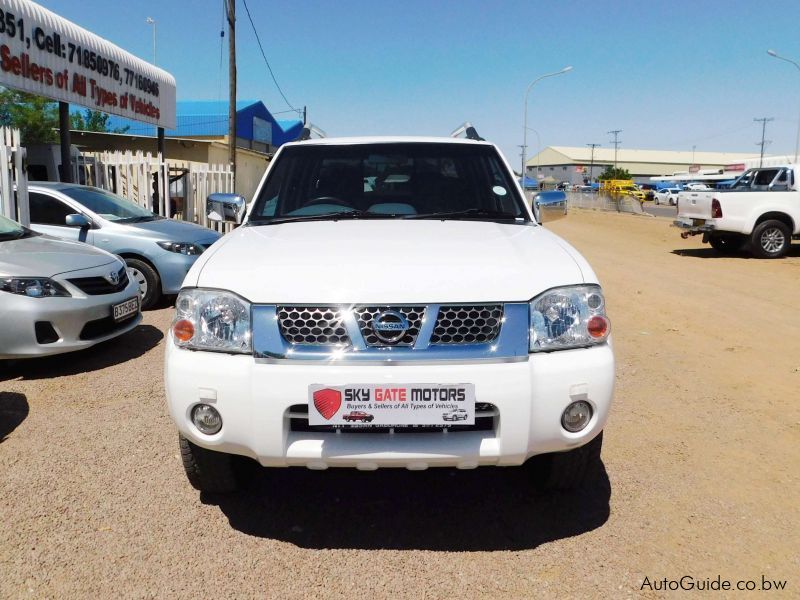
(1, 184, 221, 360)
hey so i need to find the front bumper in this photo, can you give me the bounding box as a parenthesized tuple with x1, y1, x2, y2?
(153, 251, 202, 295)
(0, 277, 141, 359)
(155, 237, 220, 294)
(165, 338, 615, 469)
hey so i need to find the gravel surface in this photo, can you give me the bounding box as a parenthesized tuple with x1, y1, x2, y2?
(1, 210, 798, 598)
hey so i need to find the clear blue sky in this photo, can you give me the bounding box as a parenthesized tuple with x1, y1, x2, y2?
(36, 0, 800, 162)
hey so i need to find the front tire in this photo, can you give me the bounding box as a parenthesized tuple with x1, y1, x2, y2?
(179, 434, 240, 493)
(750, 220, 791, 258)
(125, 258, 161, 309)
(525, 431, 603, 491)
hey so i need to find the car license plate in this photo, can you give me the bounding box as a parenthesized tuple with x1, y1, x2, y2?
(112, 296, 139, 322)
(308, 384, 475, 426)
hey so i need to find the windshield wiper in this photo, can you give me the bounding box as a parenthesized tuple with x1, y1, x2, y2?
(404, 208, 523, 221)
(251, 210, 399, 225)
(119, 215, 160, 223)
(0, 229, 36, 241)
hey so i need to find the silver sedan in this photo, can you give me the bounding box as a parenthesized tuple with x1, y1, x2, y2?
(0, 214, 141, 359)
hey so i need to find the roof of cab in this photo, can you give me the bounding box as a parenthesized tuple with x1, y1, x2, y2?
(282, 136, 494, 147)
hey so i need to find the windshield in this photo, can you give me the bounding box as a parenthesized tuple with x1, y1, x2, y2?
(60, 186, 158, 222)
(0, 213, 32, 241)
(249, 143, 529, 224)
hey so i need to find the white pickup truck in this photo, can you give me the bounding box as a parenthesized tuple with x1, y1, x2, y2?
(674, 165, 800, 258)
(164, 136, 615, 494)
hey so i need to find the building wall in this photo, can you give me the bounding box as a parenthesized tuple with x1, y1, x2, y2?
(208, 144, 269, 201)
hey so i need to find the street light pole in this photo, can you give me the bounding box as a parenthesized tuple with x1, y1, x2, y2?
(767, 49, 800, 163)
(146, 17, 156, 65)
(522, 66, 572, 188)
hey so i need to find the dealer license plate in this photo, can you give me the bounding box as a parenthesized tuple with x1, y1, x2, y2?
(308, 384, 475, 426)
(112, 296, 140, 322)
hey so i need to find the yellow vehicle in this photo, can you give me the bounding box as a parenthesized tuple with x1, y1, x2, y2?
(600, 179, 647, 202)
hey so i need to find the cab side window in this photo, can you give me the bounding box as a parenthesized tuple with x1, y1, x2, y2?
(29, 192, 74, 226)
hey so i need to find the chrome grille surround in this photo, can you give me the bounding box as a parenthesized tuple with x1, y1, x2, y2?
(257, 303, 528, 362)
(430, 305, 504, 345)
(277, 307, 351, 346)
(355, 306, 426, 347)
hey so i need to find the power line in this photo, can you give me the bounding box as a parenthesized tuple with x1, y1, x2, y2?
(240, 0, 297, 111)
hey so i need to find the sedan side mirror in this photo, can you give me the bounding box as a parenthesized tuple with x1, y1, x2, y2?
(207, 193, 247, 225)
(532, 190, 567, 225)
(65, 213, 91, 228)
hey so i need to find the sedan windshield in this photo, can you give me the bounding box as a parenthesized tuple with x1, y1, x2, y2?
(0, 213, 31, 241)
(60, 186, 159, 222)
(249, 143, 529, 224)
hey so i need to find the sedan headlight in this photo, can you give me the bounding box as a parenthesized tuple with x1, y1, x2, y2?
(157, 241, 204, 255)
(172, 288, 252, 353)
(0, 277, 71, 298)
(529, 285, 610, 352)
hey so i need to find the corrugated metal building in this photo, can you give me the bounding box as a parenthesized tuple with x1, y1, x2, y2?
(105, 100, 303, 153)
(526, 146, 759, 185)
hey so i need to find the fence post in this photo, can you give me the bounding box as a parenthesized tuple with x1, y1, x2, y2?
(0, 133, 11, 219)
(14, 143, 29, 226)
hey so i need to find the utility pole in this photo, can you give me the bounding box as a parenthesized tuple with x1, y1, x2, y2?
(586, 143, 600, 183)
(227, 0, 237, 184)
(608, 130, 622, 173)
(754, 117, 773, 167)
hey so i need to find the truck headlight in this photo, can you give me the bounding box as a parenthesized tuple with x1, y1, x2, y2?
(529, 285, 609, 352)
(172, 288, 252, 353)
(157, 241, 204, 255)
(0, 277, 71, 298)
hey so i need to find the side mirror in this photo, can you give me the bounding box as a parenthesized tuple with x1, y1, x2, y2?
(207, 193, 247, 224)
(65, 213, 91, 228)
(532, 190, 567, 225)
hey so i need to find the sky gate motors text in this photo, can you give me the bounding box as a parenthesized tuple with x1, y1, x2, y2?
(343, 387, 467, 402)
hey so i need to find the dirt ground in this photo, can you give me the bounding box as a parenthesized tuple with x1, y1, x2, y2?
(1, 210, 798, 598)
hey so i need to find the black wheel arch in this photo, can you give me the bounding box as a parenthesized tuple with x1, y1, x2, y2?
(117, 252, 161, 278)
(754, 212, 794, 232)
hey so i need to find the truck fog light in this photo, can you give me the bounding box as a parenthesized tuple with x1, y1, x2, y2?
(562, 401, 592, 432)
(192, 404, 222, 435)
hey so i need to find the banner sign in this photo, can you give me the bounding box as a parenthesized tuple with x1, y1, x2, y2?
(0, 0, 176, 128)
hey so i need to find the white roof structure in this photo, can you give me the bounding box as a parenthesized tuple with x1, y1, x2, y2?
(527, 146, 760, 177)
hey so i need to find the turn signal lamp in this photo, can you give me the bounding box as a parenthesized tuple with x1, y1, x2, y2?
(173, 319, 195, 343)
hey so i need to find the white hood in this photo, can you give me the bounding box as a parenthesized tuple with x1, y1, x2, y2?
(189, 220, 593, 304)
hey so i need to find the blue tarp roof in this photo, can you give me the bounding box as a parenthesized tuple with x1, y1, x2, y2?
(102, 100, 303, 147)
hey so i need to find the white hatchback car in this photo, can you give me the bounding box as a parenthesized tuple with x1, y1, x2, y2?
(165, 137, 614, 493)
(0, 213, 141, 359)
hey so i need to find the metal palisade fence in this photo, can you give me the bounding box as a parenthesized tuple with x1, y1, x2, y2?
(0, 127, 30, 226)
(84, 150, 236, 233)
